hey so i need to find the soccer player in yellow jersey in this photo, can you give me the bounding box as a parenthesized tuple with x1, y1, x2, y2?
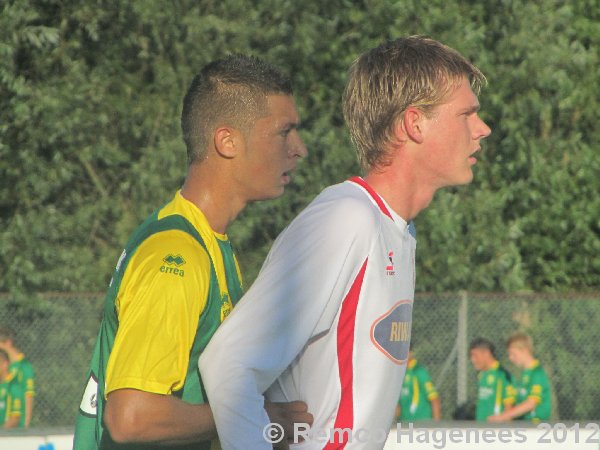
(74, 55, 310, 450)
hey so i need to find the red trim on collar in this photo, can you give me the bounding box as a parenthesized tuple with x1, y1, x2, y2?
(348, 176, 393, 220)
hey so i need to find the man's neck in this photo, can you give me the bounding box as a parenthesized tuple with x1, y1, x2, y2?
(524, 357, 537, 370)
(483, 359, 499, 371)
(363, 170, 436, 222)
(181, 163, 246, 234)
(5, 347, 21, 362)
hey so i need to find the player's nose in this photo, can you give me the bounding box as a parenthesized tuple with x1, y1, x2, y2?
(289, 130, 308, 158)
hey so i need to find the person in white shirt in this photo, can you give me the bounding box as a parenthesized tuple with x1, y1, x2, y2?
(200, 35, 492, 449)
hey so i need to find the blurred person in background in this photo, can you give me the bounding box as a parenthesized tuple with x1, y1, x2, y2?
(489, 333, 551, 423)
(469, 337, 514, 421)
(0, 349, 23, 429)
(396, 348, 441, 422)
(0, 326, 35, 428)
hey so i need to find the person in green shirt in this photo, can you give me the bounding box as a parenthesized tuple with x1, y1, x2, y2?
(396, 350, 441, 421)
(489, 333, 552, 423)
(0, 327, 35, 428)
(469, 337, 515, 421)
(0, 349, 23, 429)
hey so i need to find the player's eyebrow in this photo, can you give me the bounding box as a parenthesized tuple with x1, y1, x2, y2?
(283, 120, 301, 130)
(460, 104, 481, 115)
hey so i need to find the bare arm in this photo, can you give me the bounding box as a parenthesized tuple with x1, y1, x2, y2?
(488, 397, 537, 422)
(3, 415, 19, 429)
(104, 389, 312, 446)
(24, 395, 33, 427)
(104, 389, 216, 446)
(430, 396, 441, 420)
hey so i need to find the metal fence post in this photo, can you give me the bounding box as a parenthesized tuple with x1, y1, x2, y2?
(457, 291, 468, 406)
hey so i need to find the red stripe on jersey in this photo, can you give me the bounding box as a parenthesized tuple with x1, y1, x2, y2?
(324, 258, 368, 449)
(348, 176, 393, 220)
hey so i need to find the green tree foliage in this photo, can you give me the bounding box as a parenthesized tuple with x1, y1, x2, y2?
(1, 0, 598, 294)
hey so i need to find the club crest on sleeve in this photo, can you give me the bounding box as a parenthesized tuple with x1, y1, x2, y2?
(370, 300, 413, 364)
(220, 294, 233, 322)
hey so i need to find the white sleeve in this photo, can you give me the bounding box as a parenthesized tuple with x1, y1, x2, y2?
(199, 193, 377, 449)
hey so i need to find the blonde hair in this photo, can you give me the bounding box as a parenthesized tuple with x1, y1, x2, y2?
(343, 36, 486, 172)
(507, 332, 534, 353)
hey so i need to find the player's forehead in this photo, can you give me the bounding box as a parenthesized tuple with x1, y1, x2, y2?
(439, 77, 480, 111)
(264, 94, 299, 121)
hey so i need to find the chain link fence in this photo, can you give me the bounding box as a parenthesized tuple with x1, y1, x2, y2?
(1, 292, 599, 427)
(411, 292, 600, 421)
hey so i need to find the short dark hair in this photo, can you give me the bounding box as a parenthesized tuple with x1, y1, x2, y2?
(469, 337, 496, 357)
(181, 55, 293, 164)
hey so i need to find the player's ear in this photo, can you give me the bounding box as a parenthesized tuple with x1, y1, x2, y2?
(213, 126, 242, 158)
(402, 107, 425, 144)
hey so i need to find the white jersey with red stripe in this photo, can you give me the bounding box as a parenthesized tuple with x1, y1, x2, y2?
(200, 177, 416, 449)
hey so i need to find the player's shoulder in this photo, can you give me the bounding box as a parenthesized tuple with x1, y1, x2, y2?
(533, 363, 550, 379)
(129, 228, 211, 274)
(414, 363, 431, 376)
(302, 180, 384, 229)
(19, 358, 34, 372)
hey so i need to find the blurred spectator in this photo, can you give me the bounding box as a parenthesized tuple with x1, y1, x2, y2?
(469, 337, 514, 421)
(0, 348, 22, 428)
(489, 333, 551, 423)
(0, 327, 35, 427)
(396, 349, 441, 422)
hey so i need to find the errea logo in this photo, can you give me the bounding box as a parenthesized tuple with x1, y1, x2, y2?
(163, 254, 185, 266)
(160, 254, 186, 277)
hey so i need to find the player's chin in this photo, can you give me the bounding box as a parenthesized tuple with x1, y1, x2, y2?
(462, 171, 475, 184)
(264, 186, 286, 200)
(447, 168, 474, 186)
(460, 165, 476, 183)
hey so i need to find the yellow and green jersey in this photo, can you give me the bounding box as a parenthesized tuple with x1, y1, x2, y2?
(516, 360, 551, 422)
(8, 354, 35, 428)
(73, 191, 243, 450)
(398, 359, 438, 421)
(475, 361, 515, 421)
(0, 375, 23, 426)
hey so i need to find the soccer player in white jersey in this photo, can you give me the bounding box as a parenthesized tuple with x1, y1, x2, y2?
(200, 36, 492, 449)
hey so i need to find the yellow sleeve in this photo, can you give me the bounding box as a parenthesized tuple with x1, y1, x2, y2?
(419, 367, 438, 400)
(106, 230, 211, 396)
(504, 383, 516, 405)
(9, 394, 22, 418)
(425, 381, 438, 400)
(528, 384, 543, 404)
